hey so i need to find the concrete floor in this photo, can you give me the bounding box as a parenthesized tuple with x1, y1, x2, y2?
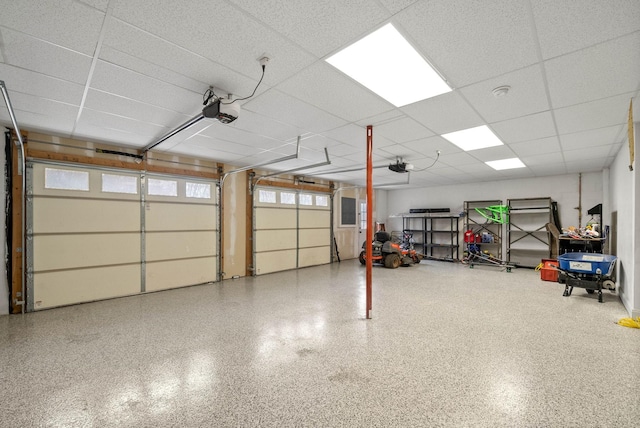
(1, 260, 638, 427)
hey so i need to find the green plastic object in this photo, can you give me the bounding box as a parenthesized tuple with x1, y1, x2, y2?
(475, 205, 509, 224)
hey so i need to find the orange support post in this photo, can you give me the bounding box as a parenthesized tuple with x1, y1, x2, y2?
(366, 126, 373, 319)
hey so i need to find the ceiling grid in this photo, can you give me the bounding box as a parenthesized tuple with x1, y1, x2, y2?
(0, 0, 637, 188)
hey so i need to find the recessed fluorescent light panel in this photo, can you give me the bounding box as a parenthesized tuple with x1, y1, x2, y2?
(486, 158, 526, 170)
(441, 125, 504, 151)
(325, 23, 451, 107)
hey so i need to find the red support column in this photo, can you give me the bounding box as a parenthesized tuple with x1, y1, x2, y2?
(366, 126, 373, 319)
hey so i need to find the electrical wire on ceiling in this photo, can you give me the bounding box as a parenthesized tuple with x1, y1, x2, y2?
(203, 59, 267, 106)
(411, 150, 440, 172)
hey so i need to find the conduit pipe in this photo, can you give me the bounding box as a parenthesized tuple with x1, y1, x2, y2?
(1, 80, 26, 314)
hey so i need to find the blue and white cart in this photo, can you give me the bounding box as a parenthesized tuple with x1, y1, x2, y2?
(557, 253, 617, 303)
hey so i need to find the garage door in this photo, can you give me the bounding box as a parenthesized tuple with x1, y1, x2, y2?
(253, 187, 330, 275)
(144, 174, 218, 292)
(26, 162, 219, 311)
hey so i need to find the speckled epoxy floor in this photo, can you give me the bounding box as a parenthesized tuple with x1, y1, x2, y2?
(1, 260, 638, 427)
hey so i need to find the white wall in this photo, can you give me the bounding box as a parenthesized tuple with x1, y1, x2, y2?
(1, 136, 8, 315)
(609, 128, 638, 317)
(385, 172, 603, 233)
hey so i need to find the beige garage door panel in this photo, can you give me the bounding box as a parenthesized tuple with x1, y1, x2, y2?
(146, 231, 217, 261)
(299, 229, 330, 248)
(255, 229, 296, 252)
(255, 208, 296, 230)
(146, 257, 216, 292)
(298, 210, 330, 228)
(33, 234, 140, 271)
(33, 264, 140, 310)
(146, 203, 217, 231)
(255, 250, 296, 275)
(298, 247, 330, 268)
(33, 199, 140, 233)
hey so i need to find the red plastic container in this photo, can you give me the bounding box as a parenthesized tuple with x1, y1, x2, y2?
(464, 230, 474, 243)
(540, 259, 558, 282)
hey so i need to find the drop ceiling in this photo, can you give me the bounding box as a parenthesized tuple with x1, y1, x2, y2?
(1, 0, 639, 188)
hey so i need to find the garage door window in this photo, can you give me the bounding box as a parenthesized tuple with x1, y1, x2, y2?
(259, 189, 276, 203)
(280, 192, 296, 205)
(45, 168, 89, 191)
(299, 194, 313, 206)
(316, 195, 328, 207)
(186, 182, 211, 199)
(102, 173, 138, 194)
(148, 178, 177, 196)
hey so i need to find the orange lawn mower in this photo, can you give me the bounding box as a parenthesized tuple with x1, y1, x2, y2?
(359, 230, 423, 269)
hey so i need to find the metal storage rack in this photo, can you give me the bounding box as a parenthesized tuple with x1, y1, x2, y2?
(403, 214, 459, 262)
(507, 197, 552, 268)
(463, 200, 503, 261)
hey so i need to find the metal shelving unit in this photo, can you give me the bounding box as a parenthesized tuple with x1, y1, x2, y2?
(507, 197, 552, 268)
(463, 200, 503, 261)
(403, 214, 459, 262)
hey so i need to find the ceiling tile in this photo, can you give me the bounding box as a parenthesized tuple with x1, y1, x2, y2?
(73, 122, 149, 147)
(508, 137, 561, 157)
(0, 63, 84, 105)
(323, 124, 376, 147)
(229, 0, 390, 57)
(378, 143, 422, 160)
(102, 19, 263, 96)
(402, 91, 483, 135)
(528, 162, 567, 176)
(459, 65, 550, 123)
(0, 107, 76, 136)
(563, 144, 613, 161)
(0, 27, 92, 85)
(148, 121, 216, 152)
(545, 32, 640, 108)
(198, 122, 287, 151)
(377, 0, 419, 14)
(243, 90, 347, 133)
(78, 0, 110, 11)
(402, 136, 462, 156)
(438, 152, 483, 167)
(559, 125, 624, 151)
(90, 61, 202, 115)
(84, 89, 191, 127)
(166, 142, 245, 164)
(491, 111, 556, 144)
(531, 0, 640, 59)
(6, 91, 79, 120)
(554, 91, 635, 135)
(565, 157, 608, 173)
(0, 0, 105, 55)
(396, 0, 538, 86)
(520, 152, 565, 167)
(495, 168, 536, 180)
(355, 110, 404, 127)
(276, 62, 394, 122)
(230, 110, 303, 143)
(77, 109, 167, 143)
(112, 0, 315, 87)
(370, 116, 434, 144)
(467, 145, 519, 163)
